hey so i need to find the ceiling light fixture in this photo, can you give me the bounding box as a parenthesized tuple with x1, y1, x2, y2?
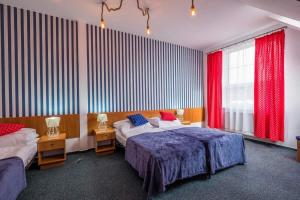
(100, 18, 105, 29)
(100, 0, 151, 36)
(190, 0, 196, 16)
(100, 0, 124, 29)
(136, 0, 151, 36)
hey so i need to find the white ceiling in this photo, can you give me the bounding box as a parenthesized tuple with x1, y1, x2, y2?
(0, 0, 296, 49)
(241, 0, 300, 22)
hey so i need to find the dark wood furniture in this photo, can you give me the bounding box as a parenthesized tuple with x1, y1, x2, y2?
(94, 128, 116, 154)
(38, 133, 66, 169)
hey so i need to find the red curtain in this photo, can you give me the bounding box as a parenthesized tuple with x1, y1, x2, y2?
(207, 51, 223, 129)
(254, 30, 285, 142)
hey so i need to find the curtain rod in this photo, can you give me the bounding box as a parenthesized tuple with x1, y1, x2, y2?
(207, 26, 288, 54)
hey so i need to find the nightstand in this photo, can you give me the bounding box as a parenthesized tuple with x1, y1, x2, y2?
(181, 121, 191, 125)
(94, 128, 116, 155)
(38, 133, 66, 169)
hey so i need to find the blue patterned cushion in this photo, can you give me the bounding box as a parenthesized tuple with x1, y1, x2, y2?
(127, 114, 148, 127)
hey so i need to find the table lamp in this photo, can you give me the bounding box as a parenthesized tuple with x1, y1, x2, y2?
(45, 117, 60, 137)
(176, 109, 184, 122)
(97, 113, 108, 130)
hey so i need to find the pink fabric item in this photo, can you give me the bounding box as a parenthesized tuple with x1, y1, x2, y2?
(207, 51, 223, 129)
(254, 30, 285, 142)
(160, 111, 177, 121)
(0, 124, 25, 136)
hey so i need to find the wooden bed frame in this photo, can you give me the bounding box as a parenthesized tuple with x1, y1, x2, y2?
(0, 114, 80, 139)
(87, 107, 205, 135)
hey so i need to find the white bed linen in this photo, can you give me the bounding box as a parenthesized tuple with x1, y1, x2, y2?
(115, 129, 127, 147)
(148, 117, 182, 128)
(0, 128, 38, 147)
(115, 126, 162, 147)
(115, 124, 202, 147)
(120, 126, 162, 140)
(0, 143, 37, 167)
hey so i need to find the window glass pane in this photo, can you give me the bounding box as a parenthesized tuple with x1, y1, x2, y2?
(222, 41, 255, 112)
(237, 67, 244, 84)
(229, 68, 238, 84)
(229, 52, 238, 67)
(237, 50, 243, 66)
(244, 47, 254, 65)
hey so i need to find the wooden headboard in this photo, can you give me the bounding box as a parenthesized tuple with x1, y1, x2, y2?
(87, 107, 205, 135)
(0, 114, 80, 138)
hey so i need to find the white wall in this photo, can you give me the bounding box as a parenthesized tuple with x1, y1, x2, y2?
(203, 27, 300, 149)
(65, 21, 94, 153)
(283, 28, 300, 149)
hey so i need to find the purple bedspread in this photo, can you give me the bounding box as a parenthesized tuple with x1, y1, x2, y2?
(170, 128, 246, 174)
(0, 157, 26, 200)
(125, 127, 245, 195)
(125, 130, 208, 195)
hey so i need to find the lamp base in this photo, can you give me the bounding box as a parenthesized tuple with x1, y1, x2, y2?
(177, 116, 184, 122)
(98, 122, 107, 131)
(47, 127, 60, 138)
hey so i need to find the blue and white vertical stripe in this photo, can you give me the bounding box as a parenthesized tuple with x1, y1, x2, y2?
(86, 24, 203, 113)
(0, 4, 79, 117)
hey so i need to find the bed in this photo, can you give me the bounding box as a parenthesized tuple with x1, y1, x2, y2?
(0, 128, 38, 200)
(115, 123, 246, 195)
(0, 143, 37, 167)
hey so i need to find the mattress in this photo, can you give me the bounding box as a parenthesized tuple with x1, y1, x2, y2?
(0, 143, 37, 167)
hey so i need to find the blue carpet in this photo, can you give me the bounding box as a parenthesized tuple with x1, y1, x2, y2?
(18, 140, 300, 200)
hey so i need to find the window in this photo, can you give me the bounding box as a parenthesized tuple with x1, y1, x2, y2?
(222, 41, 255, 112)
(222, 41, 255, 133)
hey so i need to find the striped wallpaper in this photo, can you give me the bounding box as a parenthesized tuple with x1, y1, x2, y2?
(86, 24, 203, 113)
(0, 4, 79, 118)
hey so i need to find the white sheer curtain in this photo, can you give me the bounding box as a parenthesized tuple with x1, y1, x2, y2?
(222, 40, 255, 134)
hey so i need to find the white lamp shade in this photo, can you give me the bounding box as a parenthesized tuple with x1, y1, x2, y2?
(97, 113, 108, 122)
(45, 117, 60, 128)
(176, 109, 184, 116)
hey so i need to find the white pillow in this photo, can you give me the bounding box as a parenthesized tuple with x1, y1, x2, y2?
(148, 117, 160, 127)
(113, 119, 130, 129)
(0, 128, 38, 147)
(121, 122, 152, 133)
(119, 121, 134, 133)
(114, 120, 152, 134)
(148, 117, 182, 128)
(159, 119, 182, 128)
(120, 122, 153, 138)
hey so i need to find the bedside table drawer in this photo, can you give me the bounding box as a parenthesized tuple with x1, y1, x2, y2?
(38, 140, 65, 152)
(96, 132, 115, 141)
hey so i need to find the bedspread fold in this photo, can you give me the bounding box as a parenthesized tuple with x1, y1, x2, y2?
(125, 127, 245, 195)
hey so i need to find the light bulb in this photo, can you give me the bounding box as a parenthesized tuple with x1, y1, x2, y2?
(146, 27, 151, 35)
(191, 5, 196, 16)
(100, 19, 105, 29)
